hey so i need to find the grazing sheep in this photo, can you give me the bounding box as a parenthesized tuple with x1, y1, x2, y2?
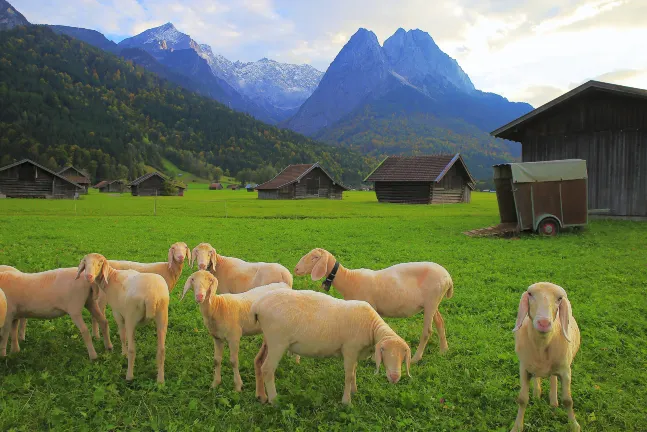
(0, 288, 7, 330)
(77, 253, 169, 383)
(90, 242, 190, 339)
(510, 282, 581, 432)
(0, 268, 112, 359)
(191, 242, 292, 294)
(0, 266, 27, 341)
(181, 271, 296, 391)
(294, 248, 453, 362)
(252, 289, 411, 405)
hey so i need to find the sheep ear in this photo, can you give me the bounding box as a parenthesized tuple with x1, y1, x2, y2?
(101, 258, 110, 285)
(374, 342, 383, 374)
(190, 247, 197, 268)
(405, 347, 411, 378)
(167, 246, 174, 270)
(75, 259, 85, 280)
(311, 255, 329, 281)
(513, 291, 529, 332)
(209, 249, 217, 273)
(181, 277, 193, 301)
(559, 298, 571, 342)
(185, 245, 191, 265)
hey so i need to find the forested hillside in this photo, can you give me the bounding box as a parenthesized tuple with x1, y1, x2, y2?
(0, 26, 372, 184)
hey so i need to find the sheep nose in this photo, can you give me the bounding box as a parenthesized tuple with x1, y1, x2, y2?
(536, 317, 551, 331)
(198, 263, 206, 270)
(177, 256, 185, 262)
(196, 293, 204, 302)
(86, 275, 94, 282)
(389, 373, 400, 383)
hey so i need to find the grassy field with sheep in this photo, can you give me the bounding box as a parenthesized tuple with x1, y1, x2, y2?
(0, 189, 646, 431)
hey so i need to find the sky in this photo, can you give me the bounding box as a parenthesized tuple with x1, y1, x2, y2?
(14, 0, 647, 107)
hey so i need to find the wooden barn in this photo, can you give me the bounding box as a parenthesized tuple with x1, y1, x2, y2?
(491, 80, 647, 218)
(97, 180, 126, 193)
(0, 159, 83, 199)
(209, 183, 223, 190)
(128, 172, 184, 196)
(364, 154, 476, 204)
(226, 184, 240, 190)
(58, 166, 91, 193)
(256, 163, 348, 200)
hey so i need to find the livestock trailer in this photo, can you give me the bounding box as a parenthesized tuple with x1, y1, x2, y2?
(492, 159, 588, 235)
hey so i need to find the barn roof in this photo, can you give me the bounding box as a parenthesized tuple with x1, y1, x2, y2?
(364, 153, 476, 186)
(128, 171, 168, 186)
(491, 80, 647, 141)
(94, 180, 109, 189)
(0, 159, 84, 189)
(256, 163, 349, 191)
(58, 165, 90, 182)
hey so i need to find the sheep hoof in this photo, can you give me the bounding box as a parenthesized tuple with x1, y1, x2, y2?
(550, 399, 558, 408)
(234, 385, 243, 392)
(569, 420, 580, 432)
(211, 379, 221, 388)
(105, 344, 114, 351)
(10, 347, 20, 354)
(341, 398, 352, 406)
(126, 375, 134, 381)
(411, 355, 422, 364)
(439, 345, 449, 355)
(88, 352, 98, 361)
(257, 395, 268, 404)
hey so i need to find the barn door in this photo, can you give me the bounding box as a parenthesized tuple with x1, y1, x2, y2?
(306, 177, 319, 197)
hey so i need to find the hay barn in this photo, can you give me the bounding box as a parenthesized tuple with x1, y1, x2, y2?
(0, 159, 83, 199)
(256, 163, 348, 200)
(58, 166, 91, 193)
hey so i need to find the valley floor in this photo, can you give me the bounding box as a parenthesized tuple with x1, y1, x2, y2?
(0, 190, 645, 431)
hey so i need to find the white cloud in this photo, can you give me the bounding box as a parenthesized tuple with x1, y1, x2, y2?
(14, 0, 647, 106)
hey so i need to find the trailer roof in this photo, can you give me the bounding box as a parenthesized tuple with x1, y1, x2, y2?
(494, 159, 588, 183)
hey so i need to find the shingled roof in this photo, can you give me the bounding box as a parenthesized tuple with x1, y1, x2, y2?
(58, 166, 90, 184)
(364, 154, 476, 186)
(256, 163, 349, 190)
(0, 158, 84, 189)
(128, 171, 168, 186)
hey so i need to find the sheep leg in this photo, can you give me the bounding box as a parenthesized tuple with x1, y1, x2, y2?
(229, 338, 243, 392)
(351, 363, 358, 394)
(261, 343, 287, 405)
(412, 305, 435, 363)
(113, 311, 127, 356)
(18, 318, 26, 341)
(254, 341, 269, 403)
(212, 338, 224, 388)
(69, 312, 97, 360)
(532, 377, 542, 399)
(511, 365, 530, 432)
(0, 314, 14, 356)
(10, 319, 20, 353)
(342, 353, 358, 405)
(560, 370, 580, 432)
(125, 321, 137, 381)
(549, 375, 559, 407)
(92, 294, 108, 339)
(433, 311, 449, 353)
(155, 308, 167, 384)
(86, 297, 112, 351)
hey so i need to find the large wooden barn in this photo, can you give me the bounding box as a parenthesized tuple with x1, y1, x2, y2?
(491, 80, 647, 218)
(0, 159, 83, 199)
(58, 166, 91, 193)
(364, 154, 476, 204)
(256, 163, 348, 200)
(128, 172, 185, 196)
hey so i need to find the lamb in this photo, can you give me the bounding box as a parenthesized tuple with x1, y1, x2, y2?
(510, 282, 581, 432)
(0, 268, 112, 359)
(90, 242, 190, 339)
(77, 253, 169, 383)
(252, 289, 411, 405)
(294, 248, 453, 363)
(191, 242, 293, 294)
(181, 270, 296, 391)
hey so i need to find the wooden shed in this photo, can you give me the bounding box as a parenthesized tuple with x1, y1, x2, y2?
(491, 80, 647, 218)
(226, 184, 240, 190)
(364, 154, 475, 204)
(97, 180, 126, 193)
(129, 172, 183, 196)
(0, 159, 83, 199)
(256, 163, 348, 200)
(209, 183, 223, 190)
(58, 166, 91, 194)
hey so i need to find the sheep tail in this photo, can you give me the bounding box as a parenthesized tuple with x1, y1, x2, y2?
(444, 275, 454, 299)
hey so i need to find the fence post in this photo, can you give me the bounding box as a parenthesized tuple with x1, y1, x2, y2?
(224, 200, 227, 218)
(154, 190, 157, 216)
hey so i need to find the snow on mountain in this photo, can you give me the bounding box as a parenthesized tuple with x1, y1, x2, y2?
(118, 23, 202, 57)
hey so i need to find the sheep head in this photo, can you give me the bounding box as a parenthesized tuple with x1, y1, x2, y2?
(191, 243, 217, 273)
(513, 282, 571, 342)
(294, 248, 335, 281)
(168, 242, 191, 270)
(182, 270, 218, 304)
(76, 253, 111, 290)
(374, 336, 411, 384)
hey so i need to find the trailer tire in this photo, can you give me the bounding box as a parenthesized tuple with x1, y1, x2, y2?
(537, 218, 560, 236)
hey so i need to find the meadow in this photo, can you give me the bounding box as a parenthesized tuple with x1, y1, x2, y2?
(0, 189, 646, 431)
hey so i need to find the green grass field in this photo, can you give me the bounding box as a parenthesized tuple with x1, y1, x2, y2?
(0, 190, 646, 431)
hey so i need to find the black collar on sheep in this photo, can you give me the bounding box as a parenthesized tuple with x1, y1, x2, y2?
(321, 261, 340, 292)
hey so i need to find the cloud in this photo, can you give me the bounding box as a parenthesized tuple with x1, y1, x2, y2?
(13, 0, 647, 105)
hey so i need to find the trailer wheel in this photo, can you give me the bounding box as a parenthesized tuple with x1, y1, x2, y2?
(537, 218, 560, 236)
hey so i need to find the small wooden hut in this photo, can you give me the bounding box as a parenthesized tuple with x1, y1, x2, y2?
(256, 163, 348, 200)
(491, 80, 647, 218)
(98, 180, 126, 193)
(0, 159, 83, 199)
(209, 183, 223, 190)
(58, 166, 91, 193)
(93, 180, 109, 189)
(129, 172, 183, 196)
(227, 184, 240, 190)
(364, 154, 475, 204)
(245, 183, 258, 192)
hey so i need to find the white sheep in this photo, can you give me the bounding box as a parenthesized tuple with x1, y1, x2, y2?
(77, 253, 169, 383)
(294, 248, 453, 362)
(181, 270, 296, 391)
(90, 242, 190, 339)
(0, 266, 27, 341)
(191, 242, 293, 294)
(0, 268, 112, 359)
(510, 282, 581, 432)
(252, 289, 411, 405)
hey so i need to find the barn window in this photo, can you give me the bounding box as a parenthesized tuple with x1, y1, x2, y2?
(19, 164, 35, 181)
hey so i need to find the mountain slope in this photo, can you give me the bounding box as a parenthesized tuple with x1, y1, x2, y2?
(0, 26, 372, 184)
(48, 25, 119, 53)
(0, 0, 28, 30)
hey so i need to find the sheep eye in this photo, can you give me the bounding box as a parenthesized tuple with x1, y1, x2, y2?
(557, 296, 563, 302)
(527, 292, 533, 297)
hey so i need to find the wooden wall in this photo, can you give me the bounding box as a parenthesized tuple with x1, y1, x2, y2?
(520, 92, 647, 217)
(100, 182, 125, 193)
(431, 164, 471, 204)
(132, 176, 165, 196)
(259, 168, 344, 200)
(374, 181, 431, 204)
(0, 164, 78, 199)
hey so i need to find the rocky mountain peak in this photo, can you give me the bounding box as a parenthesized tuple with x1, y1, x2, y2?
(0, 0, 30, 31)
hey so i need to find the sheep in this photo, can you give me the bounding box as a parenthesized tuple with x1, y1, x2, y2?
(90, 242, 190, 339)
(191, 242, 293, 294)
(0, 268, 112, 359)
(181, 270, 296, 391)
(0, 266, 27, 341)
(294, 248, 453, 363)
(252, 289, 411, 405)
(77, 253, 169, 383)
(510, 282, 581, 432)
